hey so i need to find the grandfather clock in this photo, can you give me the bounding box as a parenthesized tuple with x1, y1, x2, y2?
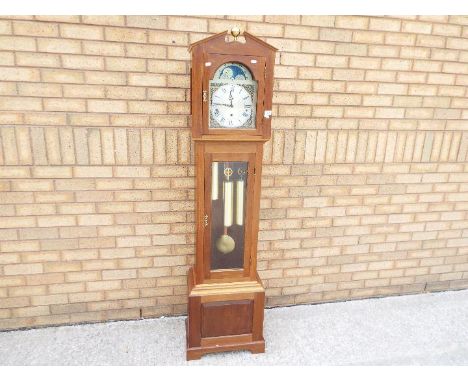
(186, 28, 277, 360)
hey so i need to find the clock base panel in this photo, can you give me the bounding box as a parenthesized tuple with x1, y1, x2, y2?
(186, 319, 265, 361)
(186, 266, 266, 361)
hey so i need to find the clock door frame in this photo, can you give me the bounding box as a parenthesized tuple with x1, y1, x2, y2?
(203, 151, 255, 280)
(195, 141, 264, 284)
(201, 53, 266, 137)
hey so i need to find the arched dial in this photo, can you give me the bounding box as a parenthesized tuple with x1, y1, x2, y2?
(211, 84, 253, 128)
(209, 62, 257, 129)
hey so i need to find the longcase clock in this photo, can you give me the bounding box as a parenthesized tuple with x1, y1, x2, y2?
(186, 28, 277, 361)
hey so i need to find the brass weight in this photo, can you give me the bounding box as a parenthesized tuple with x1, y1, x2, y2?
(215, 166, 236, 254)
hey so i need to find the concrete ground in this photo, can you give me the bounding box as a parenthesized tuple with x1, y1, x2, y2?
(1, 289, 467, 365)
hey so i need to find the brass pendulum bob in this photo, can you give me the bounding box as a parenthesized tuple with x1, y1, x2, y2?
(216, 227, 235, 255)
(215, 166, 235, 254)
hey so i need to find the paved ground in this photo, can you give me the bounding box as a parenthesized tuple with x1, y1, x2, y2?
(1, 289, 467, 365)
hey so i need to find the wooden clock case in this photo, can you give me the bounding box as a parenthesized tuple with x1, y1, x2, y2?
(186, 30, 277, 361)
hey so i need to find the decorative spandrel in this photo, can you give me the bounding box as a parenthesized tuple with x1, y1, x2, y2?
(209, 62, 257, 129)
(210, 161, 248, 270)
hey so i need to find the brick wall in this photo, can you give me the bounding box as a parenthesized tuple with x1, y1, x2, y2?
(0, 15, 467, 330)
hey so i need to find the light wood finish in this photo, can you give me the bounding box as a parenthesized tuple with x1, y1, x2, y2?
(203, 150, 257, 280)
(193, 284, 264, 297)
(186, 265, 266, 360)
(201, 300, 253, 337)
(201, 54, 266, 137)
(200, 293, 255, 304)
(193, 136, 269, 142)
(187, 30, 276, 361)
(188, 31, 277, 140)
(189, 266, 265, 297)
(200, 334, 253, 347)
(194, 140, 264, 284)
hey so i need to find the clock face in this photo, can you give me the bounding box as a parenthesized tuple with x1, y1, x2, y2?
(209, 62, 257, 129)
(211, 84, 253, 128)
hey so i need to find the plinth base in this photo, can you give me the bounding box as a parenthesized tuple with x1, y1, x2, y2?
(186, 267, 266, 361)
(186, 319, 265, 360)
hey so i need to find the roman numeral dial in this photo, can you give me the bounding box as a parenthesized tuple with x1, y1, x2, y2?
(210, 84, 253, 128)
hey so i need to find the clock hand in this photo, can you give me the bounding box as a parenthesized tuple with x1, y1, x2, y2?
(212, 102, 232, 107)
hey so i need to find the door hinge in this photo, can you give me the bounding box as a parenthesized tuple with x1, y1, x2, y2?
(203, 214, 208, 227)
(202, 90, 208, 102)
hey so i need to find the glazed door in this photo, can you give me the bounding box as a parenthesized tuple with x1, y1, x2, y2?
(203, 150, 256, 280)
(201, 53, 266, 137)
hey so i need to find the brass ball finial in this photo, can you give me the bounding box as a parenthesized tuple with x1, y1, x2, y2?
(230, 27, 241, 40)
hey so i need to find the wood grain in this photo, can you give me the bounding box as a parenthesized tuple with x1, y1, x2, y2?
(187, 30, 276, 360)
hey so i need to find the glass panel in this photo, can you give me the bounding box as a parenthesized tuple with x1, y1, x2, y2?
(209, 62, 257, 129)
(210, 161, 248, 270)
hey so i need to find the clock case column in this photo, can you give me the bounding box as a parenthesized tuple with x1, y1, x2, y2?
(186, 31, 277, 361)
